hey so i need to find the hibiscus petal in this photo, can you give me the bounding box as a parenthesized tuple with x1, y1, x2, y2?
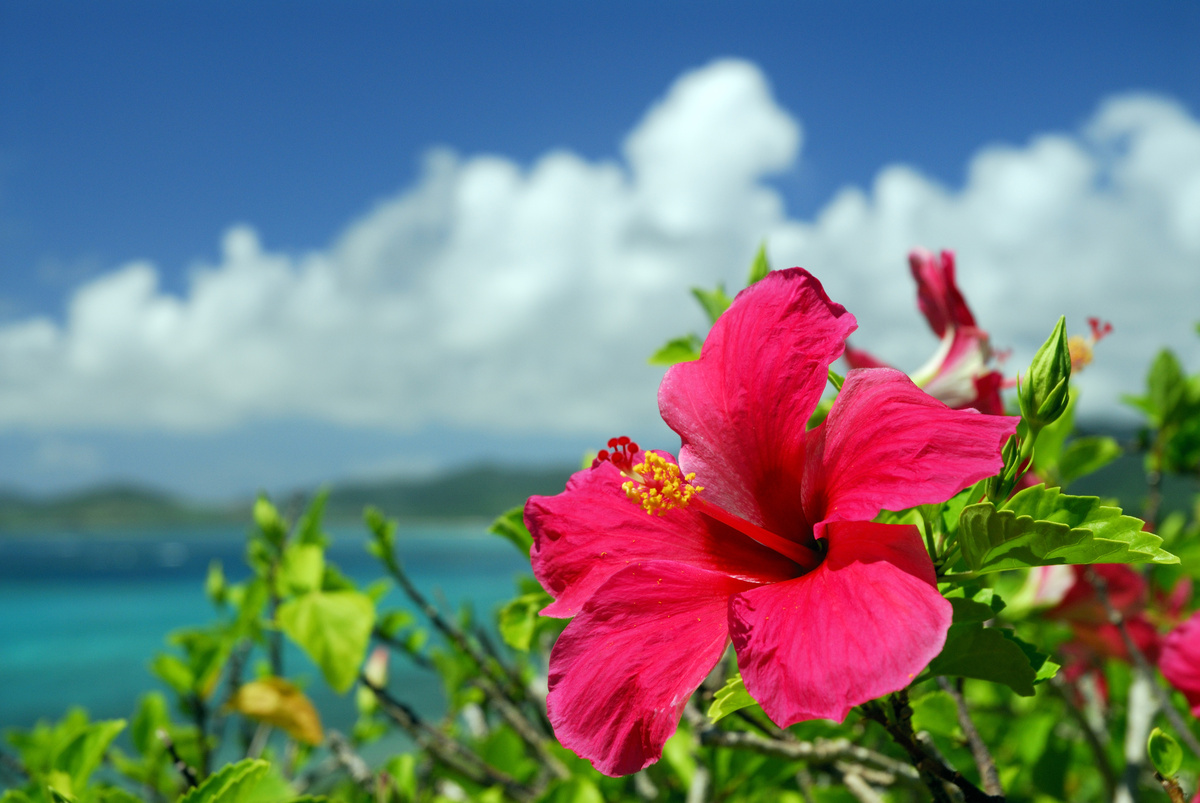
(729, 521, 951, 725)
(660, 268, 857, 544)
(910, 249, 975, 337)
(844, 344, 891, 370)
(803, 368, 1017, 526)
(527, 455, 795, 618)
(546, 561, 757, 776)
(1160, 612, 1200, 716)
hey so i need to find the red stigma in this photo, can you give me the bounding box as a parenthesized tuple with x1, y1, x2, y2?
(592, 436, 639, 471)
(1087, 317, 1113, 342)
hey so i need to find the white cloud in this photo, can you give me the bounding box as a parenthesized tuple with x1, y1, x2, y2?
(1, 58, 1197, 439)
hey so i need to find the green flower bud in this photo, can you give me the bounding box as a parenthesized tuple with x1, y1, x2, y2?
(1019, 316, 1072, 428)
(1148, 727, 1183, 778)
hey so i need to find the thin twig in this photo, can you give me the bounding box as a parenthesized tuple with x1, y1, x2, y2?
(688, 720, 920, 786)
(842, 771, 886, 803)
(1156, 772, 1187, 803)
(157, 728, 199, 789)
(326, 730, 374, 792)
(937, 677, 1002, 796)
(1087, 568, 1200, 760)
(859, 695, 1004, 803)
(1048, 675, 1117, 798)
(364, 674, 537, 803)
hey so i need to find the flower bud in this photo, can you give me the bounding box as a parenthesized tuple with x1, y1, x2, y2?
(1019, 316, 1071, 428)
(1148, 727, 1182, 778)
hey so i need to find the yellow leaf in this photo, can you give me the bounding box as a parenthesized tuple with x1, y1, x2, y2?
(227, 678, 324, 746)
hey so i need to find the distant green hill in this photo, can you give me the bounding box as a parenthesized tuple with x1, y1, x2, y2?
(0, 464, 578, 533)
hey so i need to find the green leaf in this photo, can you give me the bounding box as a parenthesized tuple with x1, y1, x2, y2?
(947, 589, 1006, 624)
(488, 507, 533, 557)
(541, 778, 605, 803)
(277, 591, 376, 693)
(205, 561, 226, 605)
(279, 544, 325, 596)
(58, 720, 125, 792)
(747, 242, 771, 285)
(295, 488, 330, 546)
(1150, 727, 1184, 777)
(957, 485, 1178, 574)
(102, 790, 144, 803)
(178, 759, 269, 803)
(910, 691, 960, 737)
(928, 624, 1038, 696)
(1057, 436, 1122, 485)
(827, 369, 844, 391)
(497, 592, 549, 651)
(149, 654, 194, 696)
(691, 285, 733, 326)
(1019, 316, 1071, 427)
(648, 334, 703, 366)
(707, 674, 757, 722)
(131, 692, 169, 756)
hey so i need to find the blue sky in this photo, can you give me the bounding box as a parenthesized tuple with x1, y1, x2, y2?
(1, 2, 1199, 499)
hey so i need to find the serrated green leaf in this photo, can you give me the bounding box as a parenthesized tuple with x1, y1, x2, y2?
(277, 591, 376, 693)
(648, 334, 703, 366)
(692, 285, 733, 326)
(58, 720, 125, 792)
(178, 759, 269, 803)
(957, 486, 1178, 574)
(947, 591, 1005, 625)
(497, 592, 549, 651)
(928, 624, 1038, 696)
(707, 674, 757, 722)
(1057, 436, 1122, 486)
(747, 242, 771, 285)
(488, 507, 533, 557)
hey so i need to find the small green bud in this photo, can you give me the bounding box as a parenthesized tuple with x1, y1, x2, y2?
(1019, 316, 1072, 428)
(1148, 727, 1183, 778)
(253, 496, 288, 547)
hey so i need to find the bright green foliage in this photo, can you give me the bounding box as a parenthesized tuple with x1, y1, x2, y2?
(707, 674, 757, 722)
(278, 544, 324, 596)
(647, 334, 703, 366)
(928, 624, 1045, 696)
(1124, 347, 1200, 475)
(691, 285, 733, 326)
(1018, 316, 1071, 428)
(252, 498, 288, 549)
(957, 485, 1177, 574)
(746, 242, 771, 285)
(1031, 390, 1122, 487)
(488, 506, 533, 557)
(909, 691, 960, 738)
(1148, 727, 1183, 777)
(277, 590, 375, 693)
(178, 759, 269, 803)
(497, 591, 551, 651)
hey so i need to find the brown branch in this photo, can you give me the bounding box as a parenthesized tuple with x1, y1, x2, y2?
(364, 675, 537, 803)
(859, 695, 1004, 803)
(1156, 772, 1187, 803)
(937, 677, 1002, 796)
(688, 718, 920, 786)
(157, 728, 198, 790)
(326, 730, 374, 792)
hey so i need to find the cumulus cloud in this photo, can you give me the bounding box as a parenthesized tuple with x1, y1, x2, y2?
(1, 58, 1197, 438)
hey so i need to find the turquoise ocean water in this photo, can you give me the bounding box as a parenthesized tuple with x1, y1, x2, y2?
(0, 524, 532, 732)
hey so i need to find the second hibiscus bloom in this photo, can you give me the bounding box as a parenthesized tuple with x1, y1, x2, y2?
(525, 268, 1018, 776)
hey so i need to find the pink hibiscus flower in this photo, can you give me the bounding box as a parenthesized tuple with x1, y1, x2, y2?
(846, 249, 1005, 415)
(525, 268, 1017, 776)
(1160, 610, 1200, 716)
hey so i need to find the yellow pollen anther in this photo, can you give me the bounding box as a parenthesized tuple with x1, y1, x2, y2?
(621, 452, 703, 515)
